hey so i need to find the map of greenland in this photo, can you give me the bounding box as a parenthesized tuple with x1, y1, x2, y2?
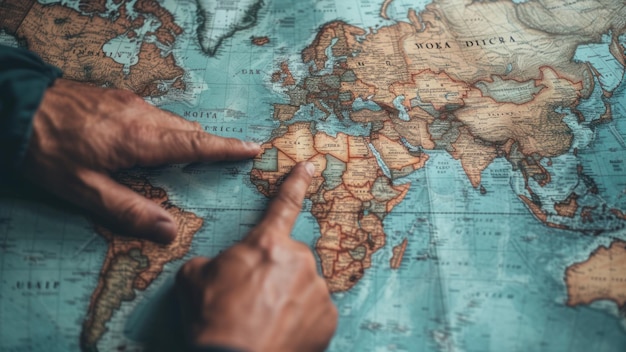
(196, 0, 264, 56)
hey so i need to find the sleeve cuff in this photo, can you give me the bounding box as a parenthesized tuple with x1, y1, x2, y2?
(187, 345, 244, 352)
(0, 44, 62, 180)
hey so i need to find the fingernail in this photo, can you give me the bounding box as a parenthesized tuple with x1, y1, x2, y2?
(151, 219, 177, 244)
(304, 162, 315, 177)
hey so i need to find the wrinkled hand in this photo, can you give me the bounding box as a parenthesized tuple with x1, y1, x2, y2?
(23, 78, 260, 243)
(176, 163, 338, 352)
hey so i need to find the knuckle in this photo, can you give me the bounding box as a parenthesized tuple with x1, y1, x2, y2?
(274, 190, 303, 213)
(117, 199, 150, 229)
(189, 131, 208, 157)
(256, 233, 279, 250)
(245, 228, 271, 247)
(113, 89, 143, 105)
(221, 244, 259, 270)
(249, 231, 293, 263)
(256, 236, 283, 261)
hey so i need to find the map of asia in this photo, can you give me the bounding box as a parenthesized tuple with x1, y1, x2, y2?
(0, 0, 625, 351)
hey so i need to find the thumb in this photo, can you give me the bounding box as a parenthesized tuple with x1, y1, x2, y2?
(80, 171, 178, 243)
(176, 257, 212, 290)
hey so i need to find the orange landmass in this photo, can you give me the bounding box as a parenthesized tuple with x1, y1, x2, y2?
(280, 62, 296, 86)
(293, 2, 626, 203)
(368, 120, 430, 181)
(252, 123, 425, 292)
(611, 209, 626, 220)
(273, 104, 299, 122)
(271, 62, 295, 86)
(454, 67, 580, 158)
(272, 122, 318, 161)
(449, 127, 497, 188)
(519, 193, 570, 229)
(350, 109, 389, 123)
(566, 240, 626, 309)
(345, 21, 415, 105)
(251, 36, 270, 46)
(600, 102, 613, 122)
(302, 22, 365, 73)
(391, 70, 470, 111)
(407, 9, 421, 30)
(380, 0, 394, 20)
(135, 0, 183, 46)
(253, 0, 626, 296)
(609, 33, 626, 67)
(390, 238, 408, 270)
(78, 0, 107, 13)
(581, 206, 595, 223)
(0, 0, 35, 33)
(396, 115, 435, 149)
(372, 132, 423, 170)
(554, 193, 579, 218)
(5, 0, 185, 97)
(297, 18, 583, 199)
(518, 156, 552, 188)
(81, 176, 203, 350)
(516, 0, 626, 43)
(519, 195, 548, 223)
(399, 0, 606, 85)
(314, 132, 350, 163)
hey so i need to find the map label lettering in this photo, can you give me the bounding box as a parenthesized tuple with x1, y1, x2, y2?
(204, 126, 244, 133)
(465, 36, 516, 47)
(15, 281, 60, 290)
(184, 111, 218, 119)
(414, 42, 452, 49)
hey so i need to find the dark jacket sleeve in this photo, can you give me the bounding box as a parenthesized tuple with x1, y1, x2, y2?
(0, 44, 62, 182)
(188, 346, 243, 352)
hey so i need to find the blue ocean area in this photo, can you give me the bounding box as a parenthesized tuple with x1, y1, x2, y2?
(578, 58, 626, 208)
(574, 32, 625, 93)
(1, 0, 626, 351)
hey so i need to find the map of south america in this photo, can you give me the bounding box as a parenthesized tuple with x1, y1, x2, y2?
(81, 176, 203, 351)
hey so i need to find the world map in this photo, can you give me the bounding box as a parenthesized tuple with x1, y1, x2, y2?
(0, 0, 625, 351)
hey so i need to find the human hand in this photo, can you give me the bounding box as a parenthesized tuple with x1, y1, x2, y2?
(175, 162, 338, 352)
(22, 78, 260, 243)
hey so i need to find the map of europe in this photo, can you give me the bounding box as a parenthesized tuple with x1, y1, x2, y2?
(0, 0, 625, 351)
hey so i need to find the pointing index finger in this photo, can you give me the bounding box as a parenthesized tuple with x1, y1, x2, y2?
(252, 162, 315, 239)
(130, 129, 262, 166)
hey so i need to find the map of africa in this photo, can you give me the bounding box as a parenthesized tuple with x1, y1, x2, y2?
(0, 0, 625, 351)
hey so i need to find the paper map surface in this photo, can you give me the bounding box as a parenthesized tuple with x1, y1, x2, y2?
(1, 0, 625, 351)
